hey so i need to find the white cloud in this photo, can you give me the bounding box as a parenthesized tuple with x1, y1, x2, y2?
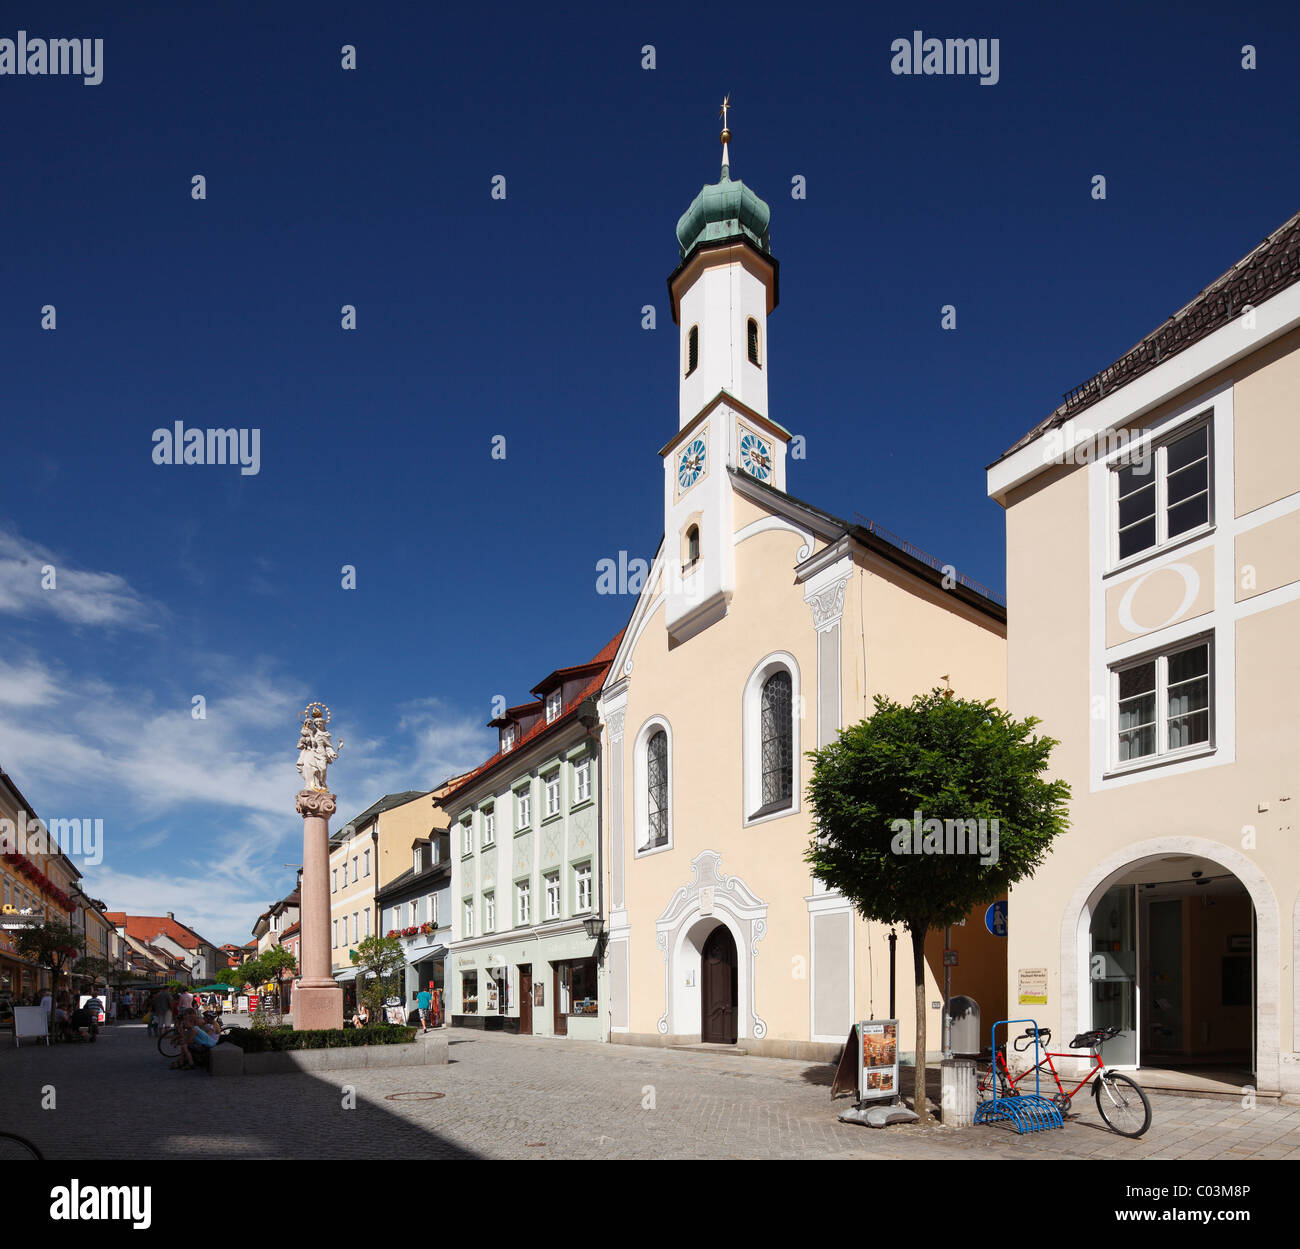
(0, 529, 160, 629)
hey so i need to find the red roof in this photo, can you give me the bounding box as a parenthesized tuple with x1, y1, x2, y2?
(107, 914, 213, 951)
(280, 921, 301, 938)
(440, 630, 624, 804)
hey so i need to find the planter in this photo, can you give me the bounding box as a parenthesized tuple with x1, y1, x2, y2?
(212, 1035, 447, 1076)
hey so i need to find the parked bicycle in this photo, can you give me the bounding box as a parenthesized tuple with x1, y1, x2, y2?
(0, 1131, 43, 1159)
(157, 1011, 227, 1059)
(976, 1024, 1152, 1137)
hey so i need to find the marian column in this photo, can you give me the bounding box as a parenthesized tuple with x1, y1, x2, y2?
(292, 703, 344, 1030)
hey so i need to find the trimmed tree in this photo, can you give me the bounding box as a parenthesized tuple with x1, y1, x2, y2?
(12, 920, 85, 1001)
(806, 689, 1070, 1121)
(350, 935, 406, 1022)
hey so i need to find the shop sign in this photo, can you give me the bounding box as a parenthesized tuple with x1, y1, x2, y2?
(385, 1006, 407, 1025)
(856, 1018, 899, 1102)
(1017, 967, 1048, 1005)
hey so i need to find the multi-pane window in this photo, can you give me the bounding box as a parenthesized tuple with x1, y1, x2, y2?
(544, 773, 560, 818)
(1115, 640, 1211, 765)
(484, 892, 495, 932)
(575, 863, 592, 912)
(545, 872, 560, 920)
(463, 900, 474, 938)
(546, 690, 562, 723)
(686, 325, 699, 376)
(647, 730, 668, 848)
(364, 909, 371, 937)
(516, 789, 531, 830)
(362, 849, 370, 877)
(502, 725, 516, 753)
(428, 895, 438, 927)
(1116, 422, 1211, 561)
(574, 760, 591, 804)
(351, 912, 358, 944)
(483, 807, 495, 845)
(462, 820, 473, 856)
(760, 671, 794, 807)
(517, 881, 531, 926)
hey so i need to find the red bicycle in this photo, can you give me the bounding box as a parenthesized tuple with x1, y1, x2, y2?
(976, 1024, 1151, 1137)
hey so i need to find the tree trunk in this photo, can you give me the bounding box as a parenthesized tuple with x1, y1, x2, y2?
(909, 920, 930, 1122)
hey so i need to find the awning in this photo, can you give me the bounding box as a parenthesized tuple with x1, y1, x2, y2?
(333, 968, 359, 982)
(404, 941, 447, 962)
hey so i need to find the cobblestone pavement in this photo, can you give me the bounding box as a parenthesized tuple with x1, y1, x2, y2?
(2, 1021, 1298, 1160)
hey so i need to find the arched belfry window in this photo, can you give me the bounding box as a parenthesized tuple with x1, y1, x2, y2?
(742, 654, 800, 824)
(760, 672, 792, 807)
(686, 525, 700, 566)
(686, 325, 699, 377)
(747, 318, 761, 367)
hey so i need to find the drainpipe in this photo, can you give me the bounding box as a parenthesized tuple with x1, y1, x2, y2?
(888, 929, 896, 1018)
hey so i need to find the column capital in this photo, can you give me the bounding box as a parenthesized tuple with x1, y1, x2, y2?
(296, 789, 337, 819)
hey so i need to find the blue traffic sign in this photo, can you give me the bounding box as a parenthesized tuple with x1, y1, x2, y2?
(985, 900, 1007, 937)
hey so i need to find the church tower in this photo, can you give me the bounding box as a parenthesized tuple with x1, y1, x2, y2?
(663, 103, 790, 642)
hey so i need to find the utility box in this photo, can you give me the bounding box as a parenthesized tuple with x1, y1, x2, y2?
(948, 994, 980, 1056)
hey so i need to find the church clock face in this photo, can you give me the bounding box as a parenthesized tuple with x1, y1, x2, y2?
(739, 430, 772, 481)
(677, 437, 706, 492)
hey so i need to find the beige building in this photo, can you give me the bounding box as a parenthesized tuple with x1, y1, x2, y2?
(987, 207, 1300, 1096)
(330, 790, 454, 1007)
(599, 135, 1007, 1061)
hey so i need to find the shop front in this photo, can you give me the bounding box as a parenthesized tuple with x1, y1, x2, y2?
(402, 934, 446, 1009)
(451, 923, 603, 1040)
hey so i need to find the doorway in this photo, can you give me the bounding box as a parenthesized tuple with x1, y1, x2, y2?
(1087, 856, 1254, 1080)
(519, 965, 532, 1035)
(701, 925, 738, 1044)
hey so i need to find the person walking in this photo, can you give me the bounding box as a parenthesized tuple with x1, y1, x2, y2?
(417, 986, 432, 1034)
(151, 984, 172, 1034)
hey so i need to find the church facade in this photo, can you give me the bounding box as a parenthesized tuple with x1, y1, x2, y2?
(598, 130, 1008, 1061)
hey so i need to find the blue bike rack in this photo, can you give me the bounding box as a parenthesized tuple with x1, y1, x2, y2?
(974, 1017, 1064, 1135)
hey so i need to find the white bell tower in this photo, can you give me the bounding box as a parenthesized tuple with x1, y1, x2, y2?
(661, 102, 789, 644)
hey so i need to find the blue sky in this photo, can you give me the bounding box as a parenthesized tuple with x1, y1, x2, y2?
(3, 1, 1298, 944)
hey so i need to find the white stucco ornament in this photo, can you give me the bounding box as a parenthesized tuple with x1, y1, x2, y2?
(296, 702, 342, 791)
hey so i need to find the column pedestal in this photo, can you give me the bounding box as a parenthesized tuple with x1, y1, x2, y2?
(294, 788, 343, 1031)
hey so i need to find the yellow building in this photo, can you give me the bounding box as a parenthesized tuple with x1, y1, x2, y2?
(987, 207, 1300, 1095)
(599, 135, 1007, 1061)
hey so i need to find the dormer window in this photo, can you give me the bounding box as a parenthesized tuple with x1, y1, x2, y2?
(502, 725, 516, 753)
(686, 325, 699, 377)
(747, 317, 760, 366)
(545, 690, 562, 724)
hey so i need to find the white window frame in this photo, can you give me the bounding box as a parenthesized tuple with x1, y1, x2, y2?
(362, 848, 370, 877)
(502, 725, 516, 753)
(331, 919, 338, 948)
(633, 715, 673, 856)
(516, 786, 532, 831)
(484, 892, 495, 933)
(545, 689, 562, 723)
(574, 759, 591, 805)
(544, 771, 561, 819)
(331, 868, 337, 893)
(364, 908, 371, 937)
(1108, 634, 1215, 774)
(517, 880, 531, 926)
(1110, 414, 1214, 570)
(545, 871, 560, 920)
(351, 912, 358, 944)
(461, 819, 473, 857)
(482, 807, 495, 846)
(574, 862, 592, 913)
(352, 855, 358, 884)
(428, 895, 438, 927)
(463, 899, 474, 939)
(741, 652, 801, 826)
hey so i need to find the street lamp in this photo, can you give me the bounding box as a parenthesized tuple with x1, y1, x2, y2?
(582, 915, 606, 961)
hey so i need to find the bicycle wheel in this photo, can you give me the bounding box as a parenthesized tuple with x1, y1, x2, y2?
(0, 1132, 43, 1160)
(1094, 1072, 1152, 1138)
(975, 1061, 1013, 1101)
(158, 1027, 182, 1058)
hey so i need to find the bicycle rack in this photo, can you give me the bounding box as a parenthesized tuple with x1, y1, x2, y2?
(974, 1018, 1065, 1135)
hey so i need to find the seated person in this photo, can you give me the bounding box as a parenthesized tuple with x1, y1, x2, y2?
(351, 1003, 370, 1029)
(69, 1002, 99, 1041)
(175, 1009, 219, 1068)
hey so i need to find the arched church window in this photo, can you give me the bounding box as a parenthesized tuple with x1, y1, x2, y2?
(747, 317, 760, 367)
(686, 325, 699, 377)
(686, 525, 700, 566)
(760, 671, 792, 808)
(647, 730, 668, 849)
